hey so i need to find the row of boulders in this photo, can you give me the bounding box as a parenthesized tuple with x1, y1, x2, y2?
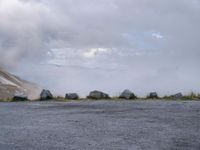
(40, 89, 80, 100)
(39, 89, 136, 100)
(41, 89, 138, 100)
(147, 92, 183, 99)
(11, 89, 200, 101)
(40, 90, 110, 100)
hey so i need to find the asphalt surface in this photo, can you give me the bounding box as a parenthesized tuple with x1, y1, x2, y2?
(0, 100, 200, 150)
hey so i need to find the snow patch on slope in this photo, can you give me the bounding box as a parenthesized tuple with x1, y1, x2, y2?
(0, 76, 18, 86)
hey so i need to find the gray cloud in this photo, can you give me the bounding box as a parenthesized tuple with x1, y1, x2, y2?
(0, 0, 200, 96)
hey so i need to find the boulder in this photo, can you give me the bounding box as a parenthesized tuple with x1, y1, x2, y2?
(40, 89, 53, 100)
(13, 95, 28, 101)
(148, 92, 158, 99)
(171, 93, 183, 99)
(87, 90, 110, 99)
(119, 90, 136, 99)
(65, 93, 79, 100)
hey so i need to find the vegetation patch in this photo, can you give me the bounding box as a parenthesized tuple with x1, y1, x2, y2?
(0, 98, 12, 102)
(182, 92, 200, 100)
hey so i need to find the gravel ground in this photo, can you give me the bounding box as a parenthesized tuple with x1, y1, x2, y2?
(0, 100, 200, 150)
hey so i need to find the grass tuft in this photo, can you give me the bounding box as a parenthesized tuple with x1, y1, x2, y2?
(0, 98, 12, 102)
(182, 92, 200, 100)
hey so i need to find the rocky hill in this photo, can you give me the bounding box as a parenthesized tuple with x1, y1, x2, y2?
(0, 68, 41, 100)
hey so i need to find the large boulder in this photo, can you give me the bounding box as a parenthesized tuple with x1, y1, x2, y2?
(87, 90, 110, 99)
(148, 92, 158, 99)
(171, 93, 183, 99)
(12, 91, 28, 101)
(40, 89, 53, 100)
(65, 93, 79, 100)
(119, 90, 136, 99)
(13, 93, 28, 101)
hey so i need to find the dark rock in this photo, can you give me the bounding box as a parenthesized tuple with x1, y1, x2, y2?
(13, 95, 28, 101)
(119, 90, 136, 99)
(87, 90, 110, 99)
(171, 93, 183, 99)
(40, 89, 53, 100)
(148, 92, 158, 99)
(65, 93, 79, 100)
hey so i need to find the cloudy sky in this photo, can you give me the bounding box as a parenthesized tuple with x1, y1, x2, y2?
(0, 0, 200, 96)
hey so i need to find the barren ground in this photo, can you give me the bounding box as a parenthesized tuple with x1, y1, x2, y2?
(0, 100, 200, 150)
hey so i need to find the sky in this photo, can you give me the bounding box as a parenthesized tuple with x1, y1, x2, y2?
(0, 0, 200, 97)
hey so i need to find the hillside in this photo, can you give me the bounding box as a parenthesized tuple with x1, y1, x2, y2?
(0, 68, 41, 100)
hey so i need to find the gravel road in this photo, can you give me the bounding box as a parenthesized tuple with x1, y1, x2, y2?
(0, 100, 200, 150)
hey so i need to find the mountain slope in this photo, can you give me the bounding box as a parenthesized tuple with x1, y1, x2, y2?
(0, 68, 41, 100)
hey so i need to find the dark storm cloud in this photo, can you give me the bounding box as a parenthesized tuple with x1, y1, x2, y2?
(0, 0, 200, 96)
